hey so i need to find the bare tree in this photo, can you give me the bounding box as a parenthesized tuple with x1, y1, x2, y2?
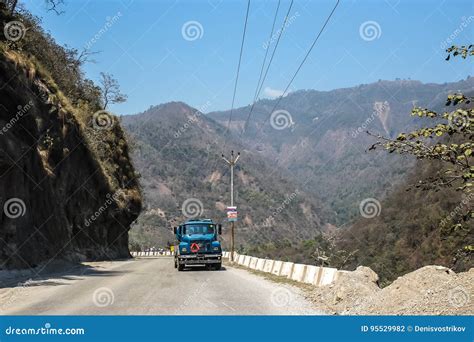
(76, 48, 100, 65)
(2, 0, 19, 14)
(45, 0, 65, 15)
(99, 72, 127, 110)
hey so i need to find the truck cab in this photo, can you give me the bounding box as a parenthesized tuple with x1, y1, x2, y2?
(173, 219, 222, 271)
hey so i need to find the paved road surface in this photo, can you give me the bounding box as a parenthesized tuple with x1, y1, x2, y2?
(0, 257, 323, 315)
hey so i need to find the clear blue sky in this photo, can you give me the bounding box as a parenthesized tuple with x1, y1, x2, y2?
(22, 0, 473, 115)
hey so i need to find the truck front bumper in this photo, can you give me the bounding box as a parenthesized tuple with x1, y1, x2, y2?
(177, 254, 222, 265)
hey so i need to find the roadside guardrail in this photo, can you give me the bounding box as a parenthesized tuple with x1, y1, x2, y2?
(222, 251, 339, 287)
(131, 250, 339, 286)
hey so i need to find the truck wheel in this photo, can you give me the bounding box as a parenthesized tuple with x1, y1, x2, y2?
(174, 259, 177, 268)
(213, 263, 221, 271)
(178, 264, 185, 271)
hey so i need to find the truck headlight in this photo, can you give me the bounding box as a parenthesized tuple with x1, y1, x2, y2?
(181, 247, 187, 252)
(213, 247, 219, 251)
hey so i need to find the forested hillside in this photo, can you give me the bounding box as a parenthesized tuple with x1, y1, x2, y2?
(122, 102, 332, 250)
(209, 78, 474, 224)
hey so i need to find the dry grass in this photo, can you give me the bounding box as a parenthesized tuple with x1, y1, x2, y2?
(1, 42, 140, 199)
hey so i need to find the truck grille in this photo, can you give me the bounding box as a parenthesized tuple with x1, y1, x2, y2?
(195, 241, 210, 253)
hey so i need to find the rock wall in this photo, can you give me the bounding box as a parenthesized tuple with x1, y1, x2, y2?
(0, 50, 141, 269)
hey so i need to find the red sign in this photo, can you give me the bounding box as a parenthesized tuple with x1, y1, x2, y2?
(190, 243, 200, 253)
(227, 211, 237, 219)
(227, 206, 238, 222)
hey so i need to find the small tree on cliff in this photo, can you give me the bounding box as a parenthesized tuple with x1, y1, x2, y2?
(99, 72, 127, 110)
(369, 45, 473, 236)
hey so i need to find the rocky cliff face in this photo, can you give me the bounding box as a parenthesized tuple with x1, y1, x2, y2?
(0, 49, 142, 269)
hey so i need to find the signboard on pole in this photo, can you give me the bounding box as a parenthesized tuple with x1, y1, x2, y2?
(226, 206, 238, 222)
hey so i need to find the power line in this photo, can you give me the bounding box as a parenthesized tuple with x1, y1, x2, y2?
(255, 0, 340, 138)
(241, 0, 294, 135)
(250, 0, 281, 108)
(225, 0, 251, 134)
(205, 0, 250, 177)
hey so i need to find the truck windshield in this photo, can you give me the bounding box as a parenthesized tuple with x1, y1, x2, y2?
(185, 224, 215, 235)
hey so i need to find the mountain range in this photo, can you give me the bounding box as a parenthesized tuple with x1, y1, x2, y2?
(122, 102, 332, 250)
(124, 77, 474, 268)
(208, 77, 474, 224)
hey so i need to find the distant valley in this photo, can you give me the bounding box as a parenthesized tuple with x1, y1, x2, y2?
(124, 77, 474, 254)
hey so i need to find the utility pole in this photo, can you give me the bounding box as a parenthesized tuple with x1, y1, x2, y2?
(222, 150, 240, 262)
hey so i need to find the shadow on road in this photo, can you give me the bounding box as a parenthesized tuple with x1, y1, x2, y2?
(0, 261, 128, 290)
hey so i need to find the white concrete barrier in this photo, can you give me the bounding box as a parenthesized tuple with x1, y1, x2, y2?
(223, 252, 339, 287)
(256, 258, 266, 271)
(319, 267, 338, 286)
(271, 261, 283, 276)
(303, 265, 320, 285)
(263, 259, 274, 273)
(280, 262, 294, 277)
(290, 264, 306, 282)
(243, 256, 251, 267)
(249, 257, 258, 270)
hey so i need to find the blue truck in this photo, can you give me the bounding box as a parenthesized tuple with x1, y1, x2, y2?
(173, 219, 223, 271)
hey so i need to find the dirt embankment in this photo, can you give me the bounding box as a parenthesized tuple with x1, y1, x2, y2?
(0, 27, 141, 268)
(309, 265, 473, 315)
